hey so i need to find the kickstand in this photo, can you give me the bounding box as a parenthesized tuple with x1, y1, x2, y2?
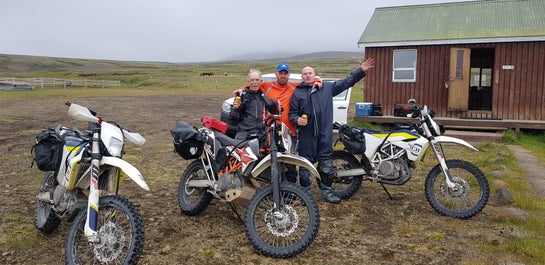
(229, 203, 244, 225)
(380, 183, 393, 200)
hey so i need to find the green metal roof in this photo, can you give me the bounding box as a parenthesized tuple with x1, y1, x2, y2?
(358, 0, 545, 47)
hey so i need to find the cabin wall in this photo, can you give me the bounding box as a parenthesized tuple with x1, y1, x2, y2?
(363, 41, 545, 120)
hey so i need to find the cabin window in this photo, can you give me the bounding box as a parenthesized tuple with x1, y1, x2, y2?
(392, 49, 417, 82)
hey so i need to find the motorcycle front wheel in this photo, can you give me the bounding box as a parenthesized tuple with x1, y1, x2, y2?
(245, 182, 320, 258)
(178, 159, 213, 216)
(65, 195, 144, 265)
(331, 150, 363, 199)
(425, 159, 490, 219)
(35, 171, 61, 234)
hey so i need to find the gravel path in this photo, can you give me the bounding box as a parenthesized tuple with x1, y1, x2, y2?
(508, 145, 545, 196)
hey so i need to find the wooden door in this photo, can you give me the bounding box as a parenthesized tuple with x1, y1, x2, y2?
(447, 48, 470, 111)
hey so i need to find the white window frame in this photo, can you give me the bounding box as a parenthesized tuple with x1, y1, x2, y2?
(392, 49, 417, 82)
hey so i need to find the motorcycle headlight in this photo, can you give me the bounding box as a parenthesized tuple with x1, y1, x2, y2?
(280, 123, 293, 153)
(222, 98, 234, 114)
(107, 136, 124, 157)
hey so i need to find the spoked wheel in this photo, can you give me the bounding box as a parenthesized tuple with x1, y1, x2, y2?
(65, 195, 144, 265)
(425, 159, 490, 219)
(35, 171, 61, 234)
(331, 150, 363, 199)
(178, 160, 213, 216)
(245, 182, 320, 258)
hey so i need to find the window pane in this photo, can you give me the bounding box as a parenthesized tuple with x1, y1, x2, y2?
(394, 50, 416, 68)
(394, 70, 415, 80)
(393, 49, 417, 82)
(456, 50, 464, 79)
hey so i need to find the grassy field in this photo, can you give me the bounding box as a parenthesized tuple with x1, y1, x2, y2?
(2, 54, 545, 264)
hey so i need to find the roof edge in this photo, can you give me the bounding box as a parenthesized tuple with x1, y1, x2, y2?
(358, 37, 545, 48)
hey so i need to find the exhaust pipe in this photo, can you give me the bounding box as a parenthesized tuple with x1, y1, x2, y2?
(187, 179, 213, 188)
(336, 168, 366, 177)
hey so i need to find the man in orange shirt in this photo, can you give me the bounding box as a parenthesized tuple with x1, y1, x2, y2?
(259, 63, 303, 187)
(260, 63, 299, 138)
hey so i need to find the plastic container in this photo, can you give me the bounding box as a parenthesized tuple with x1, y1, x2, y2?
(355, 102, 372, 116)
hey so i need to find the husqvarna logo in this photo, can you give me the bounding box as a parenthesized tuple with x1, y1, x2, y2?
(408, 143, 422, 156)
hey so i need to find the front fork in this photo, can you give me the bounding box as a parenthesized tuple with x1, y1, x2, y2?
(269, 126, 282, 214)
(429, 140, 457, 189)
(84, 128, 101, 242)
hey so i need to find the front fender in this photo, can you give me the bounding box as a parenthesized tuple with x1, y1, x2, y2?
(100, 156, 150, 191)
(434, 136, 479, 151)
(252, 153, 320, 180)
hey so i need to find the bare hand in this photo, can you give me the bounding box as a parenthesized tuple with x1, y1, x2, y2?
(232, 88, 243, 96)
(359, 58, 375, 72)
(297, 117, 307, 126)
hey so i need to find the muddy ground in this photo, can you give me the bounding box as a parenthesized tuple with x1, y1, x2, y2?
(0, 92, 528, 264)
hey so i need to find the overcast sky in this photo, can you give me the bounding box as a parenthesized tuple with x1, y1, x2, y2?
(2, 0, 473, 63)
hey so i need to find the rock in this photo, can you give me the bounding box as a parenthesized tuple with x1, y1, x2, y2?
(491, 180, 510, 190)
(491, 207, 530, 222)
(160, 245, 171, 254)
(488, 157, 505, 164)
(488, 188, 514, 206)
(496, 225, 527, 239)
(489, 170, 506, 178)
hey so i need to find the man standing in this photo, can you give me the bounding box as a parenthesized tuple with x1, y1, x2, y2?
(289, 58, 375, 203)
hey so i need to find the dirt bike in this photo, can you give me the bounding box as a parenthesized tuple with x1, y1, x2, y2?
(171, 110, 320, 258)
(331, 105, 490, 219)
(33, 102, 148, 264)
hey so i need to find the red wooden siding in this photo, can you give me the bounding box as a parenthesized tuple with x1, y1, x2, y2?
(363, 42, 545, 121)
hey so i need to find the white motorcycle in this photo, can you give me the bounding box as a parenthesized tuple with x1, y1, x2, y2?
(33, 102, 149, 264)
(331, 105, 489, 219)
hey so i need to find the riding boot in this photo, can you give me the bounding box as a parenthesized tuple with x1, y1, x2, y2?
(318, 159, 341, 204)
(298, 167, 312, 190)
(319, 183, 341, 204)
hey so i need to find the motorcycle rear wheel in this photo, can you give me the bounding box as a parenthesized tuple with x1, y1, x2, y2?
(331, 150, 363, 199)
(177, 160, 213, 216)
(425, 159, 490, 219)
(245, 182, 320, 258)
(65, 195, 144, 265)
(35, 171, 61, 234)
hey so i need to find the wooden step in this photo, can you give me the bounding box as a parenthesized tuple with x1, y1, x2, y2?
(443, 130, 503, 143)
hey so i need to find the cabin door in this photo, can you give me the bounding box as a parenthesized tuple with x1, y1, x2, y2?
(447, 48, 471, 111)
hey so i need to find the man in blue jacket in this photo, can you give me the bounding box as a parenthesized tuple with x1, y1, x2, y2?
(289, 58, 375, 203)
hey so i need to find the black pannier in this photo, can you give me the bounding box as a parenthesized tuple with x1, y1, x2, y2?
(338, 124, 365, 154)
(32, 128, 65, 171)
(171, 121, 205, 159)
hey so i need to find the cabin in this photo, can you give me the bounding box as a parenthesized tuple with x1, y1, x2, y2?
(356, 0, 545, 131)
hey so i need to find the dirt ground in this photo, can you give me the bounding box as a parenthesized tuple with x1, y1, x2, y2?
(0, 92, 533, 264)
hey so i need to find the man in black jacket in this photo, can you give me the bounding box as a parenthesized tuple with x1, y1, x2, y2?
(289, 58, 375, 203)
(231, 69, 278, 141)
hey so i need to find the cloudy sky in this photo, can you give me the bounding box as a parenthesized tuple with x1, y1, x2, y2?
(2, 0, 472, 63)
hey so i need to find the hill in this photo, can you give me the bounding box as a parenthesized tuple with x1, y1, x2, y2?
(0, 51, 361, 74)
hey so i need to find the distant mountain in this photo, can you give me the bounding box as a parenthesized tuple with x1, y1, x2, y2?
(218, 51, 362, 63)
(0, 51, 363, 73)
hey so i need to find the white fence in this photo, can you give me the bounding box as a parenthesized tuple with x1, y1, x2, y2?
(0, 77, 120, 89)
